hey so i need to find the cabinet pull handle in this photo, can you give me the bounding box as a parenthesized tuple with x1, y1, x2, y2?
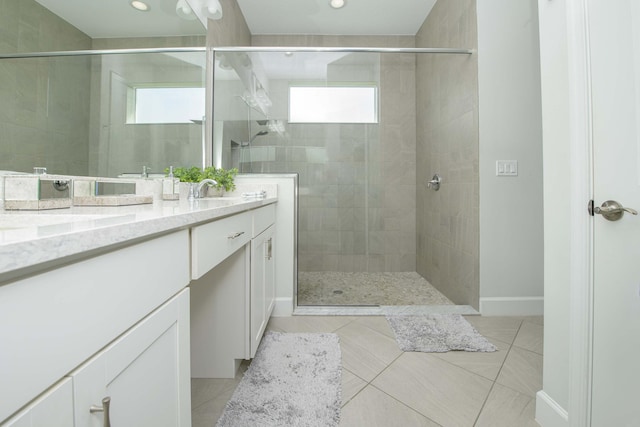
(90, 396, 111, 427)
(228, 231, 245, 240)
(267, 238, 273, 260)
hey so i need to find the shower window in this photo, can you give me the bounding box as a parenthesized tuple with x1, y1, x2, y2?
(288, 85, 378, 123)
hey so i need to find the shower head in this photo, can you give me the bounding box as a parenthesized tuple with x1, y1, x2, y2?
(249, 130, 268, 143)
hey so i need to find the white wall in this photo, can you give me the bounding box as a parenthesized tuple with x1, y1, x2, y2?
(534, 0, 573, 424)
(477, 0, 544, 316)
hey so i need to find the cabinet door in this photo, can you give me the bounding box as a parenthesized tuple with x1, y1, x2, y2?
(2, 378, 73, 427)
(264, 227, 276, 318)
(71, 290, 191, 427)
(250, 225, 275, 357)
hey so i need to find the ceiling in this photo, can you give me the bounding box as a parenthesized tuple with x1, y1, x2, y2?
(34, 0, 436, 39)
(34, 0, 206, 38)
(236, 0, 437, 36)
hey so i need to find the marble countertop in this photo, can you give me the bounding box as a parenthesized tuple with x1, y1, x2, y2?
(0, 196, 276, 282)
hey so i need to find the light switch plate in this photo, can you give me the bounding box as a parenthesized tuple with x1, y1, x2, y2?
(496, 160, 518, 176)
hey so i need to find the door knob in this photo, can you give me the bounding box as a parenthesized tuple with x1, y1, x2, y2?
(593, 200, 638, 221)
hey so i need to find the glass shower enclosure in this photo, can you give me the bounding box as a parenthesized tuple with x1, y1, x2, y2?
(212, 47, 472, 308)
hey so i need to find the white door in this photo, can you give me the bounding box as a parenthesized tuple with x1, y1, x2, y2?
(589, 1, 640, 425)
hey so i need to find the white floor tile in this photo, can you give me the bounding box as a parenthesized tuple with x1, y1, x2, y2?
(337, 321, 403, 382)
(341, 385, 440, 427)
(513, 321, 544, 355)
(475, 383, 541, 427)
(496, 346, 543, 398)
(373, 352, 493, 426)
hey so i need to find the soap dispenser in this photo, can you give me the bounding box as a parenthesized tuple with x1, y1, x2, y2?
(162, 166, 180, 200)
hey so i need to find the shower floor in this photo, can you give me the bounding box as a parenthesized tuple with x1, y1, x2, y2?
(297, 271, 454, 306)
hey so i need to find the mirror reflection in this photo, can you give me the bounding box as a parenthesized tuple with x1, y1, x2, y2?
(0, 51, 206, 178)
(0, 0, 207, 178)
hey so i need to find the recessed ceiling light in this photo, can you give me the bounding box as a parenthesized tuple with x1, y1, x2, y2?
(130, 1, 150, 12)
(329, 0, 346, 9)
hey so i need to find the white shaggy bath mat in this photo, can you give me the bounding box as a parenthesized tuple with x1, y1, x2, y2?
(384, 313, 497, 353)
(216, 332, 342, 427)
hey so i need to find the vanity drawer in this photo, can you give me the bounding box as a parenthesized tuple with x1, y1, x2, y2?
(191, 211, 252, 280)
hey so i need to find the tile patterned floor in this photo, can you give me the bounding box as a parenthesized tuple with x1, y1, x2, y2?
(192, 315, 543, 427)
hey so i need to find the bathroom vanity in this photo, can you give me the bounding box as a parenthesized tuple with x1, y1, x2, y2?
(0, 180, 291, 426)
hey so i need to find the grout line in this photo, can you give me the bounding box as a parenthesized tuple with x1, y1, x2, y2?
(340, 366, 368, 408)
(472, 321, 524, 426)
(426, 338, 510, 382)
(358, 348, 445, 425)
(511, 321, 544, 355)
(361, 351, 450, 422)
(368, 383, 445, 427)
(353, 316, 397, 339)
(472, 380, 499, 426)
(332, 317, 358, 333)
(498, 320, 522, 373)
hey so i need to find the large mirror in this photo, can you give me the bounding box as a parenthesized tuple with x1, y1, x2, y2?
(0, 0, 207, 178)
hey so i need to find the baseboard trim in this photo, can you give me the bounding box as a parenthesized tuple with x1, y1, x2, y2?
(479, 296, 544, 316)
(535, 391, 569, 427)
(271, 297, 294, 317)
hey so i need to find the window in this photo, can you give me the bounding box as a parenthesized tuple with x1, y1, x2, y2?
(288, 86, 378, 124)
(129, 86, 205, 124)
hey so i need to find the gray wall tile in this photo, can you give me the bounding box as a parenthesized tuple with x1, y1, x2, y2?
(416, 0, 480, 308)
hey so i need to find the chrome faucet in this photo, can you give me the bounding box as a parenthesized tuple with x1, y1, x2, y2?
(195, 178, 218, 198)
(142, 165, 151, 178)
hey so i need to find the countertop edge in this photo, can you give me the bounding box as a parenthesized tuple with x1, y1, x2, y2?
(0, 198, 277, 283)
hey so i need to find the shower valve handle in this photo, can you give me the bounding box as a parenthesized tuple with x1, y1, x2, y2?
(427, 174, 442, 191)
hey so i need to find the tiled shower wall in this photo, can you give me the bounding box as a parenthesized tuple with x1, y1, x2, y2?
(416, 0, 480, 308)
(0, 0, 91, 175)
(0, 0, 207, 178)
(252, 36, 417, 272)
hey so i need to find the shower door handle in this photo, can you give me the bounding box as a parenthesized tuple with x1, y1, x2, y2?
(427, 174, 442, 191)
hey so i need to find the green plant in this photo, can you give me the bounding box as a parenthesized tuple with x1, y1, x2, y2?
(168, 166, 202, 183)
(165, 166, 238, 192)
(203, 166, 238, 192)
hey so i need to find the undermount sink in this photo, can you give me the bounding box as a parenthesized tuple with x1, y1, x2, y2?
(198, 196, 244, 204)
(0, 214, 129, 230)
(196, 196, 262, 208)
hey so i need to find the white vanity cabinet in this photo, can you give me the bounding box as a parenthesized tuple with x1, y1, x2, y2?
(0, 230, 191, 425)
(71, 289, 190, 427)
(190, 204, 276, 378)
(0, 196, 281, 425)
(250, 224, 275, 357)
(3, 283, 191, 427)
(2, 379, 73, 427)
